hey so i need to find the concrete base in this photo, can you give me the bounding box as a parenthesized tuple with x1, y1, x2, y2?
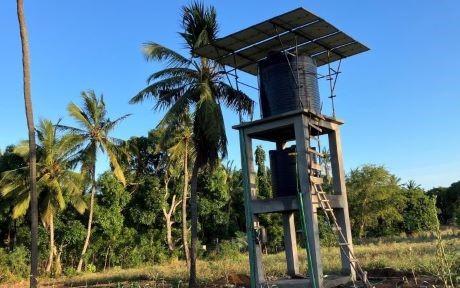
(268, 275, 351, 288)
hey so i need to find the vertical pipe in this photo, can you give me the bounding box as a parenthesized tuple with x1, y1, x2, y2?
(295, 158, 317, 288)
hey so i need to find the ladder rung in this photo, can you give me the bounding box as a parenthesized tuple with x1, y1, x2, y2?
(310, 162, 322, 171)
(310, 176, 323, 184)
(307, 148, 324, 157)
(324, 208, 333, 211)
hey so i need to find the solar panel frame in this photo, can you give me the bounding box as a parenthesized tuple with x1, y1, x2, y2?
(194, 7, 369, 75)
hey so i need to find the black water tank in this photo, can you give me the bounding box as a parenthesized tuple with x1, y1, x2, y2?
(259, 52, 321, 118)
(269, 148, 298, 197)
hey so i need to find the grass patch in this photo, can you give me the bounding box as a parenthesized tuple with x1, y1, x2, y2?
(34, 230, 460, 287)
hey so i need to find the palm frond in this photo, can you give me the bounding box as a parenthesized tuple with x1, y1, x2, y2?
(67, 103, 92, 131)
(217, 82, 254, 116)
(81, 90, 101, 125)
(104, 142, 126, 187)
(55, 124, 87, 135)
(147, 67, 197, 83)
(13, 141, 29, 157)
(143, 42, 190, 67)
(129, 76, 189, 105)
(181, 1, 218, 52)
(158, 87, 198, 127)
(12, 192, 30, 219)
(193, 85, 227, 167)
(102, 113, 131, 133)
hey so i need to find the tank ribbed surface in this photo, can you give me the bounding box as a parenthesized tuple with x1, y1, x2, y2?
(259, 52, 320, 117)
(269, 148, 297, 197)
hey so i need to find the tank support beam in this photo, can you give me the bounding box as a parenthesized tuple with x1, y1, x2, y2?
(235, 110, 353, 288)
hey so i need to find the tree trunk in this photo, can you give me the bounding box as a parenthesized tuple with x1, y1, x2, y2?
(103, 246, 110, 271)
(182, 140, 190, 267)
(16, 0, 38, 286)
(46, 214, 55, 273)
(359, 197, 368, 238)
(55, 246, 62, 276)
(164, 210, 175, 251)
(13, 220, 17, 249)
(77, 169, 96, 272)
(163, 175, 175, 251)
(188, 161, 200, 288)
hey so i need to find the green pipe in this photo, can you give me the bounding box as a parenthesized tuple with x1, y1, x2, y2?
(239, 129, 257, 288)
(295, 152, 318, 288)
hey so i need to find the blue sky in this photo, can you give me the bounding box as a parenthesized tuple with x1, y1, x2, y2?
(1, 1, 459, 189)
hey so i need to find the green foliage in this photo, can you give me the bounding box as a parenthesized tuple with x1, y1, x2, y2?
(125, 175, 164, 231)
(347, 165, 405, 238)
(254, 145, 271, 199)
(0, 246, 29, 279)
(63, 266, 77, 277)
(402, 182, 438, 233)
(206, 240, 241, 261)
(429, 181, 460, 225)
(86, 263, 96, 273)
(318, 214, 338, 247)
(198, 165, 231, 243)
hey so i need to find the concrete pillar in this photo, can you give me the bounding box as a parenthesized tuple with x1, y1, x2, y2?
(282, 212, 299, 276)
(240, 130, 265, 285)
(328, 127, 355, 279)
(294, 115, 323, 288)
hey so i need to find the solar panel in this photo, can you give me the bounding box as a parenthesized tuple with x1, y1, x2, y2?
(194, 7, 369, 75)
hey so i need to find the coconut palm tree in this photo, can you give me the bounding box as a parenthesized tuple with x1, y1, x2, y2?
(15, 0, 38, 285)
(60, 90, 130, 272)
(130, 3, 253, 286)
(0, 119, 86, 274)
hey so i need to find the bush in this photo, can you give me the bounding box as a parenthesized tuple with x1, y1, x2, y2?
(7, 246, 29, 278)
(86, 263, 96, 273)
(63, 266, 78, 277)
(206, 240, 242, 261)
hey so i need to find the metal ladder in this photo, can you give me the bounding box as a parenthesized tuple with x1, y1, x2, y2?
(307, 119, 374, 288)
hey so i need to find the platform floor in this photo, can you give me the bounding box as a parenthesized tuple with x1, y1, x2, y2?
(267, 275, 351, 288)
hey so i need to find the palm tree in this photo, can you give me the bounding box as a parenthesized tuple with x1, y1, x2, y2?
(15, 0, 38, 285)
(60, 90, 130, 272)
(130, 3, 253, 286)
(0, 119, 86, 274)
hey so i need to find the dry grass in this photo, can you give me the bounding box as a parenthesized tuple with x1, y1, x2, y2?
(31, 229, 460, 287)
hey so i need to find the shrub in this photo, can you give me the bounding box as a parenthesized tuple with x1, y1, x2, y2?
(7, 246, 29, 278)
(86, 263, 96, 273)
(206, 240, 242, 261)
(63, 266, 77, 277)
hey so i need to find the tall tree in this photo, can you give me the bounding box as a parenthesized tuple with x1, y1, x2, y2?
(15, 0, 38, 285)
(1, 119, 86, 274)
(130, 3, 253, 286)
(347, 165, 405, 238)
(254, 145, 271, 199)
(60, 90, 130, 272)
(428, 181, 460, 225)
(401, 180, 437, 234)
(156, 112, 194, 266)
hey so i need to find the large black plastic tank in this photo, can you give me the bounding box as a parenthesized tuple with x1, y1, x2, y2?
(269, 148, 298, 197)
(259, 52, 321, 118)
